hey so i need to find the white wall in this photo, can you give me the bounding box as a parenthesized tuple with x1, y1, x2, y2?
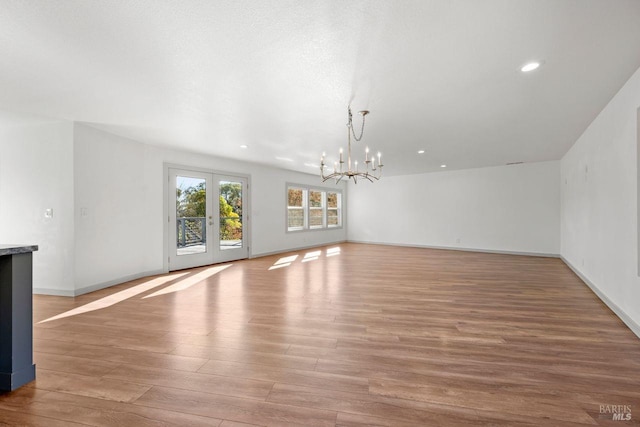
(561, 66, 640, 337)
(348, 161, 560, 255)
(0, 116, 75, 294)
(73, 124, 347, 294)
(73, 124, 160, 293)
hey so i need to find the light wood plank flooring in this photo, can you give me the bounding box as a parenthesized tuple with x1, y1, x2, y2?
(1, 243, 639, 426)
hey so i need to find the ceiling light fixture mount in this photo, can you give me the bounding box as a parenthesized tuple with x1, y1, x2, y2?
(321, 106, 383, 183)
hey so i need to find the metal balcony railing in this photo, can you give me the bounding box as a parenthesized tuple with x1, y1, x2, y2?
(177, 216, 242, 248)
(177, 217, 206, 248)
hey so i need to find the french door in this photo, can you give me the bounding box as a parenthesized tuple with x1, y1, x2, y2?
(168, 168, 249, 271)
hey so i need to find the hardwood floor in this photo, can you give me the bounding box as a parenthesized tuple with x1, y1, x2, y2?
(1, 243, 639, 426)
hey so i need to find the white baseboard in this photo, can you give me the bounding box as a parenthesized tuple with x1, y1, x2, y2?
(32, 287, 75, 297)
(34, 269, 165, 297)
(73, 269, 165, 296)
(561, 256, 640, 340)
(346, 239, 560, 258)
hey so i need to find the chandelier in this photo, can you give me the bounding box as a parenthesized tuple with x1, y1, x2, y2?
(320, 107, 383, 183)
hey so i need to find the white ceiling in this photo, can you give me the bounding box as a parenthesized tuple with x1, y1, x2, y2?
(1, 0, 640, 177)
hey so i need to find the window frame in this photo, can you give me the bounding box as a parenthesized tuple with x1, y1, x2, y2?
(326, 190, 342, 228)
(286, 184, 343, 232)
(286, 186, 307, 231)
(308, 189, 325, 230)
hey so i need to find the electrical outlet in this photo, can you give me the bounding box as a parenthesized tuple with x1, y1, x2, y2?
(44, 208, 53, 219)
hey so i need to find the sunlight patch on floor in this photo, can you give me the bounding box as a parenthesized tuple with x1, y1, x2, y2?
(326, 247, 341, 257)
(268, 254, 299, 270)
(302, 250, 322, 263)
(143, 264, 232, 299)
(268, 247, 341, 269)
(38, 272, 189, 323)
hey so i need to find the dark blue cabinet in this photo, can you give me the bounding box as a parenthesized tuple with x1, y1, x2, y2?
(0, 244, 38, 392)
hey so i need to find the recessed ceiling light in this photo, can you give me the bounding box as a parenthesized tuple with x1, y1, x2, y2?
(521, 61, 541, 72)
(275, 156, 293, 162)
(440, 164, 447, 168)
(304, 162, 318, 168)
(417, 150, 425, 154)
(240, 144, 248, 149)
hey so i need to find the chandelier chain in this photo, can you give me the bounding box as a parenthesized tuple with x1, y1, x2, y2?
(348, 107, 366, 142)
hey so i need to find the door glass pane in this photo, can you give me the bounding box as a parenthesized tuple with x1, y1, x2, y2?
(219, 181, 243, 250)
(176, 176, 207, 255)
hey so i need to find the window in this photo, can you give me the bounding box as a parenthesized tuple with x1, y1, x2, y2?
(287, 185, 342, 232)
(327, 191, 341, 227)
(287, 187, 305, 231)
(309, 190, 324, 229)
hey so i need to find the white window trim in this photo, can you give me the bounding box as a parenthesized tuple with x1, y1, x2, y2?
(286, 184, 343, 232)
(286, 186, 307, 231)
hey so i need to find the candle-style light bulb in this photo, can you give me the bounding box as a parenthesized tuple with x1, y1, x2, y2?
(378, 152, 382, 165)
(372, 157, 376, 169)
(355, 160, 358, 172)
(333, 161, 337, 172)
(365, 147, 369, 162)
(339, 148, 343, 162)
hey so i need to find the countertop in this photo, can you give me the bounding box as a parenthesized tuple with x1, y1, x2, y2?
(0, 245, 39, 256)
